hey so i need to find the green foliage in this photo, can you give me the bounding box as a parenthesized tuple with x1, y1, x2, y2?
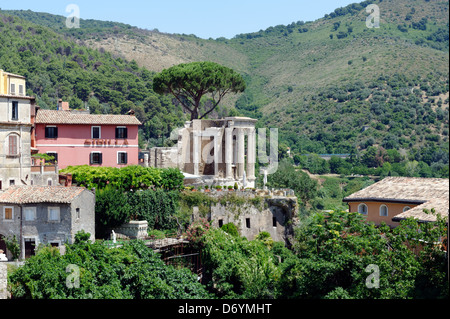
(95, 186, 131, 238)
(0, 11, 186, 145)
(267, 159, 318, 204)
(8, 240, 211, 299)
(61, 165, 184, 191)
(4, 235, 20, 260)
(153, 61, 246, 120)
(220, 222, 239, 237)
(74, 230, 91, 244)
(127, 189, 179, 230)
(201, 228, 280, 299)
(278, 210, 449, 299)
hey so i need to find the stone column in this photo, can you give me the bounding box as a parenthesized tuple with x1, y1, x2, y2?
(193, 130, 200, 176)
(225, 127, 233, 179)
(213, 131, 220, 177)
(237, 128, 245, 179)
(247, 128, 256, 181)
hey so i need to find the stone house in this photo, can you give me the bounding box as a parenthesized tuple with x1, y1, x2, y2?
(0, 185, 95, 260)
(0, 69, 35, 189)
(343, 177, 449, 227)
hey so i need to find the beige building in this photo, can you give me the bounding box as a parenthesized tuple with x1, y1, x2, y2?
(0, 70, 35, 190)
(343, 177, 449, 227)
(148, 117, 258, 188)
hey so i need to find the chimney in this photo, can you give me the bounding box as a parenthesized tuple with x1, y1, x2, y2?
(58, 99, 70, 111)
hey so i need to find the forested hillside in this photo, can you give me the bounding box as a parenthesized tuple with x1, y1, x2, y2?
(1, 0, 449, 177)
(0, 11, 192, 148)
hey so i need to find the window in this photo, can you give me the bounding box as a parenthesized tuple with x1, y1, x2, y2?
(273, 216, 277, 227)
(90, 152, 103, 165)
(24, 207, 36, 221)
(76, 208, 81, 220)
(48, 207, 60, 222)
(115, 127, 128, 139)
(246, 218, 251, 229)
(10, 83, 15, 95)
(403, 206, 411, 212)
(379, 205, 388, 217)
(92, 126, 101, 139)
(19, 85, 24, 96)
(11, 101, 19, 120)
(218, 219, 223, 228)
(8, 135, 19, 156)
(358, 203, 368, 215)
(45, 126, 58, 139)
(3, 207, 14, 221)
(117, 152, 128, 165)
(47, 178, 53, 186)
(9, 179, 15, 186)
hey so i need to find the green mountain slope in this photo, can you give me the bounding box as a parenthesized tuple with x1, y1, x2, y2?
(2, 0, 449, 176)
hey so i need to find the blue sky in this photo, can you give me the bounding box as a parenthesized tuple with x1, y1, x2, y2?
(0, 0, 358, 39)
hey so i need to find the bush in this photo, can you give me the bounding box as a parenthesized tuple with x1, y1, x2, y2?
(221, 222, 239, 237)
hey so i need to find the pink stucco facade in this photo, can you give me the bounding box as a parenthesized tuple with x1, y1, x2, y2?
(35, 123, 140, 169)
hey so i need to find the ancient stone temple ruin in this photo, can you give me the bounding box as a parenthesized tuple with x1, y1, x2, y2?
(146, 117, 257, 188)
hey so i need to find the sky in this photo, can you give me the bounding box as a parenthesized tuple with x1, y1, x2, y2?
(0, 0, 359, 39)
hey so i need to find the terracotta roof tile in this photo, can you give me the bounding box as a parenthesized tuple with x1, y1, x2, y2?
(35, 109, 142, 125)
(0, 186, 88, 204)
(343, 177, 449, 223)
(392, 198, 449, 223)
(343, 177, 449, 203)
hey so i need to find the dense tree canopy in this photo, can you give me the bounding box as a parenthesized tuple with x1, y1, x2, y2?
(153, 61, 246, 120)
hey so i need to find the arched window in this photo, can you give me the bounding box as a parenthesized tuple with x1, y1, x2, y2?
(358, 203, 368, 215)
(379, 204, 388, 217)
(403, 206, 411, 213)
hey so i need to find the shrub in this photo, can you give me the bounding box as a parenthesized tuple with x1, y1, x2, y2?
(221, 222, 239, 237)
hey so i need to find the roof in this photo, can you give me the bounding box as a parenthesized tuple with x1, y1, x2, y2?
(1, 71, 26, 79)
(0, 94, 35, 100)
(392, 198, 449, 223)
(35, 109, 142, 126)
(343, 177, 449, 203)
(343, 177, 449, 223)
(0, 186, 89, 204)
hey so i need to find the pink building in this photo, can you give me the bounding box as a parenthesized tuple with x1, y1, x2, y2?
(34, 103, 141, 169)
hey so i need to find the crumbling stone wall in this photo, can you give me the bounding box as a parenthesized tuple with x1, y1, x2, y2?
(0, 263, 7, 299)
(194, 190, 298, 246)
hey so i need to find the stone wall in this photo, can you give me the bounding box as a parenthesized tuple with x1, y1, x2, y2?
(0, 263, 7, 299)
(192, 190, 298, 246)
(113, 220, 148, 240)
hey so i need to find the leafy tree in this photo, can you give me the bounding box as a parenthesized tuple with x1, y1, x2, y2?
(8, 239, 210, 299)
(268, 159, 318, 204)
(153, 61, 246, 120)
